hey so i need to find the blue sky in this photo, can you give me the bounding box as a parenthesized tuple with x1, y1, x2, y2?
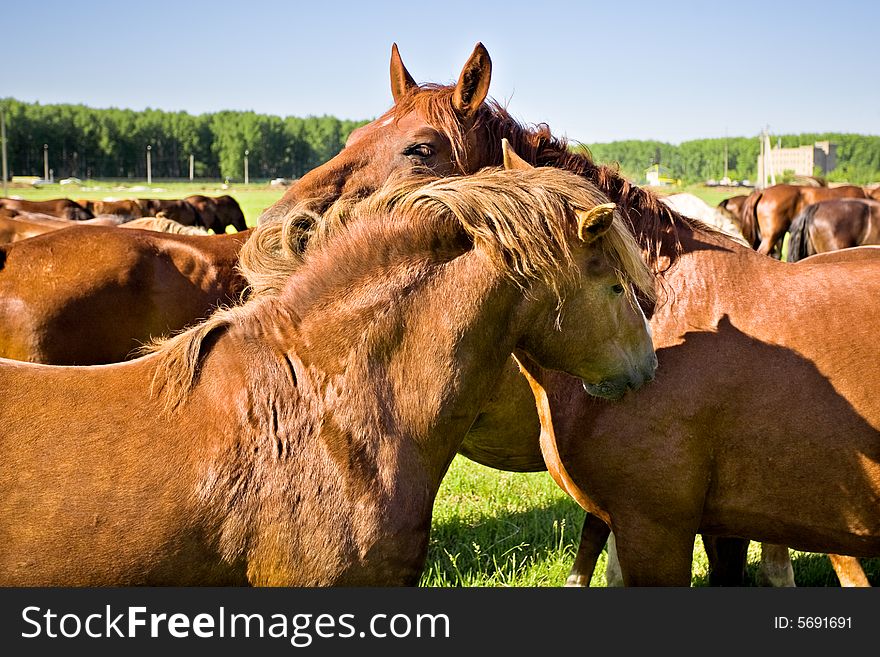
(5, 0, 878, 143)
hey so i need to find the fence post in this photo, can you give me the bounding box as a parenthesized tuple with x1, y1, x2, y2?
(1, 109, 7, 197)
(244, 149, 249, 185)
(43, 143, 49, 181)
(189, 154, 194, 181)
(146, 145, 152, 185)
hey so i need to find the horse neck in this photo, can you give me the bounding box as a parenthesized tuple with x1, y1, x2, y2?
(274, 245, 529, 492)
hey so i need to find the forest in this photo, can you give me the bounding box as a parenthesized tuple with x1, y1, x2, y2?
(3, 98, 878, 185)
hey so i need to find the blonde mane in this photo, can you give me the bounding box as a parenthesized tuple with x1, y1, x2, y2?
(150, 166, 653, 409)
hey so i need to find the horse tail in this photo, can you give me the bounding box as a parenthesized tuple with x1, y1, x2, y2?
(787, 203, 818, 262)
(0, 246, 6, 271)
(740, 190, 763, 249)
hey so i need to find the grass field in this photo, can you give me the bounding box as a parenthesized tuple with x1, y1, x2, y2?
(4, 179, 875, 586)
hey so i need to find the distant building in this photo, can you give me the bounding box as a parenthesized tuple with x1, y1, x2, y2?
(645, 164, 680, 187)
(756, 141, 837, 180)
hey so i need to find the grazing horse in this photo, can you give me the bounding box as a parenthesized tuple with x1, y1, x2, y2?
(0, 211, 126, 244)
(0, 197, 92, 221)
(139, 198, 202, 226)
(77, 199, 147, 220)
(717, 194, 748, 232)
(0, 226, 250, 364)
(739, 183, 865, 258)
(787, 199, 880, 262)
(0, 166, 656, 586)
(261, 42, 880, 587)
(185, 194, 249, 233)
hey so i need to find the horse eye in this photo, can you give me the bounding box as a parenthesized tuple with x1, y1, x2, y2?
(404, 144, 435, 159)
(612, 283, 625, 295)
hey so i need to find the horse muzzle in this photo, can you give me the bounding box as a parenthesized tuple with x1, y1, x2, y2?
(583, 355, 657, 400)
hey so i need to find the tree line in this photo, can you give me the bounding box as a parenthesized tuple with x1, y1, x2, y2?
(0, 98, 368, 181)
(584, 133, 880, 185)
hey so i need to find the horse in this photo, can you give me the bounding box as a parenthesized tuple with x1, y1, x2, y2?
(0, 226, 250, 365)
(138, 198, 202, 226)
(787, 199, 880, 262)
(739, 183, 865, 258)
(77, 199, 148, 220)
(185, 194, 249, 233)
(259, 42, 880, 587)
(716, 194, 748, 233)
(863, 186, 880, 201)
(0, 165, 656, 586)
(0, 197, 93, 221)
(121, 216, 211, 235)
(659, 193, 747, 244)
(0, 211, 126, 244)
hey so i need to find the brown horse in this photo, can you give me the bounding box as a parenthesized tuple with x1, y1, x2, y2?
(0, 211, 126, 244)
(121, 216, 211, 235)
(787, 199, 880, 262)
(185, 194, 249, 233)
(0, 166, 656, 586)
(261, 43, 880, 587)
(716, 194, 748, 232)
(138, 198, 202, 226)
(77, 199, 147, 220)
(0, 197, 93, 221)
(739, 183, 865, 257)
(0, 226, 250, 364)
(863, 186, 880, 201)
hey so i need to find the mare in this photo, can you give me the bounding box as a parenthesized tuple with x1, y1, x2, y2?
(787, 199, 880, 262)
(185, 195, 249, 233)
(0, 226, 250, 364)
(739, 183, 865, 258)
(259, 42, 880, 586)
(121, 216, 211, 235)
(139, 198, 202, 226)
(0, 197, 92, 221)
(0, 166, 656, 585)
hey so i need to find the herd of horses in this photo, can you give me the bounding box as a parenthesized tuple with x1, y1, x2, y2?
(1, 43, 878, 587)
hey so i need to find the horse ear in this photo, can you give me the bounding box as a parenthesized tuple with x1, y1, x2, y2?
(577, 203, 617, 243)
(502, 138, 532, 171)
(452, 42, 492, 118)
(390, 43, 417, 104)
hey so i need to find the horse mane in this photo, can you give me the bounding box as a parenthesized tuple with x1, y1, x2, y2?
(149, 166, 653, 409)
(122, 216, 210, 235)
(393, 85, 724, 275)
(787, 203, 819, 262)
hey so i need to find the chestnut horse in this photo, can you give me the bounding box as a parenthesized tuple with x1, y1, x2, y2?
(0, 226, 250, 364)
(139, 198, 203, 226)
(739, 183, 865, 258)
(0, 211, 127, 244)
(185, 194, 249, 233)
(0, 197, 93, 221)
(0, 166, 656, 586)
(76, 199, 146, 220)
(787, 199, 880, 262)
(120, 216, 211, 235)
(261, 42, 879, 586)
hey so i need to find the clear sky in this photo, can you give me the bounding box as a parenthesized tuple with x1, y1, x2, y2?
(5, 0, 878, 144)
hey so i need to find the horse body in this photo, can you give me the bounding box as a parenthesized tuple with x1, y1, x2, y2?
(787, 198, 880, 261)
(0, 167, 655, 586)
(138, 199, 202, 226)
(740, 184, 865, 257)
(659, 193, 747, 244)
(0, 226, 250, 364)
(185, 195, 248, 232)
(0, 198, 92, 221)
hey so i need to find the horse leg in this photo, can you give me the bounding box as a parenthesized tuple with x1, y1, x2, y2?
(703, 535, 749, 586)
(828, 555, 870, 587)
(613, 520, 695, 586)
(564, 513, 610, 587)
(759, 543, 795, 587)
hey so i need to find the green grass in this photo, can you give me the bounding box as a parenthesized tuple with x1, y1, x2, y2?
(3, 179, 285, 228)
(6, 178, 874, 587)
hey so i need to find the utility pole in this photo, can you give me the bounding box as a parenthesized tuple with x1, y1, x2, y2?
(189, 154, 194, 181)
(146, 145, 152, 185)
(43, 143, 49, 181)
(244, 149, 249, 185)
(723, 129, 728, 182)
(1, 109, 8, 197)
